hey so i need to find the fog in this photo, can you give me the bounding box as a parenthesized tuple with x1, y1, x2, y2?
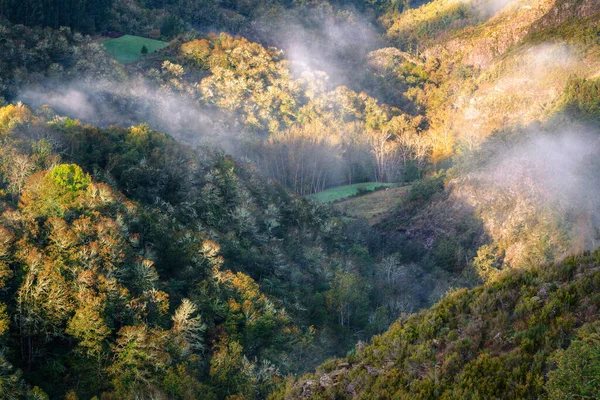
(19, 78, 239, 150)
(247, 7, 382, 90)
(475, 0, 518, 15)
(461, 42, 578, 149)
(483, 131, 600, 210)
(459, 128, 600, 256)
(17, 6, 385, 152)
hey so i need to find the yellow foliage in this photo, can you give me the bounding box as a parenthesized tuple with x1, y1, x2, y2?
(0, 302, 8, 336)
(180, 39, 212, 66)
(0, 103, 32, 135)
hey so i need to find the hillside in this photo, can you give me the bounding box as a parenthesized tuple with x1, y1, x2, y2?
(334, 185, 410, 224)
(0, 0, 600, 398)
(367, 0, 600, 275)
(275, 0, 600, 398)
(275, 251, 600, 399)
(0, 105, 388, 398)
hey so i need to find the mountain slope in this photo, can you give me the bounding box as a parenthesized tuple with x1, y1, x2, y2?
(272, 1, 600, 398)
(0, 104, 385, 398)
(275, 251, 600, 399)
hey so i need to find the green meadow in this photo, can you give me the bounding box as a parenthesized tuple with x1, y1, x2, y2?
(102, 35, 169, 63)
(305, 182, 397, 203)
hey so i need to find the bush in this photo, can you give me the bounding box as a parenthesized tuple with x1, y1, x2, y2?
(558, 77, 600, 123)
(407, 173, 444, 205)
(546, 333, 600, 399)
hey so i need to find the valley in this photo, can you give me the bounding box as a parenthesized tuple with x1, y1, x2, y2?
(0, 0, 599, 398)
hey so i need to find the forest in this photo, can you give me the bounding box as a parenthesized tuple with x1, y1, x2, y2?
(0, 0, 600, 398)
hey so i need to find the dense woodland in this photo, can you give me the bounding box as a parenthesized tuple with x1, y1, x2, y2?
(0, 0, 600, 398)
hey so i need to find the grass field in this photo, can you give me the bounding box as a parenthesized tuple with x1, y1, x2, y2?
(306, 182, 397, 203)
(335, 185, 410, 224)
(102, 35, 169, 64)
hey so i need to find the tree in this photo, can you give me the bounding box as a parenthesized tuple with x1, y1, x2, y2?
(19, 164, 91, 218)
(180, 39, 212, 68)
(66, 298, 110, 360)
(261, 120, 342, 195)
(131, 258, 159, 294)
(209, 340, 256, 399)
(49, 164, 91, 191)
(0, 103, 31, 135)
(0, 0, 113, 33)
(368, 126, 396, 183)
(472, 245, 502, 281)
(161, 15, 183, 37)
(172, 299, 205, 353)
(108, 325, 171, 398)
(378, 255, 405, 285)
(16, 255, 75, 365)
(325, 270, 364, 327)
(141, 45, 149, 55)
(0, 352, 25, 399)
(0, 227, 14, 290)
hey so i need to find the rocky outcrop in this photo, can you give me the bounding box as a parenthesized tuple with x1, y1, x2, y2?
(531, 0, 600, 31)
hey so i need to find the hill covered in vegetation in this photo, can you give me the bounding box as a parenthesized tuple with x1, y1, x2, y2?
(273, 0, 600, 397)
(275, 251, 600, 399)
(0, 103, 393, 398)
(1, 0, 600, 398)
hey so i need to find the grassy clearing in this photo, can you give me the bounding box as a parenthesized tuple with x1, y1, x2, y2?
(102, 35, 169, 64)
(306, 182, 397, 203)
(335, 185, 411, 224)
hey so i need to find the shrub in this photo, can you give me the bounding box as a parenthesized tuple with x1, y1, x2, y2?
(546, 333, 600, 399)
(407, 173, 444, 204)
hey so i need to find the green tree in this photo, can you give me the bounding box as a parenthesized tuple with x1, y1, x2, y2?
(209, 340, 255, 399)
(49, 164, 91, 191)
(66, 299, 111, 360)
(0, 353, 25, 398)
(108, 325, 171, 398)
(325, 270, 366, 327)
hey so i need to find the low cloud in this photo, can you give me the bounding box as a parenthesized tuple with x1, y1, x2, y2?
(456, 127, 600, 261)
(19, 78, 235, 149)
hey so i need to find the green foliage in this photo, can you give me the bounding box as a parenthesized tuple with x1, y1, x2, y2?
(557, 77, 600, 123)
(26, 386, 49, 400)
(546, 331, 600, 399)
(0, 0, 113, 33)
(0, 353, 25, 398)
(209, 341, 256, 399)
(279, 252, 600, 399)
(325, 270, 369, 327)
(433, 236, 462, 272)
(0, 21, 125, 100)
(108, 325, 172, 397)
(1, 0, 600, 399)
(526, 13, 600, 51)
(407, 173, 444, 205)
(49, 164, 91, 191)
(473, 244, 502, 280)
(384, 0, 478, 48)
(0, 104, 390, 398)
(161, 15, 184, 37)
